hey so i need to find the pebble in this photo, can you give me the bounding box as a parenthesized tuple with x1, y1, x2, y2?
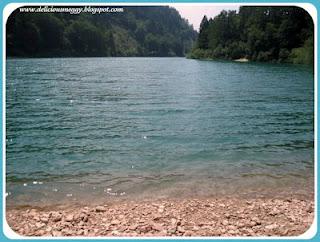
(80, 213, 88, 222)
(177, 226, 185, 233)
(6, 197, 314, 237)
(265, 224, 278, 230)
(40, 217, 49, 223)
(111, 220, 121, 225)
(65, 214, 74, 222)
(167, 227, 176, 234)
(51, 212, 62, 222)
(158, 205, 165, 213)
(269, 208, 280, 216)
(152, 223, 163, 231)
(251, 217, 261, 225)
(35, 222, 45, 229)
(52, 231, 62, 236)
(95, 206, 107, 212)
(222, 220, 229, 226)
(307, 205, 313, 213)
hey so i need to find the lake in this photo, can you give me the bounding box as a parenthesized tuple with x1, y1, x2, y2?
(6, 57, 314, 206)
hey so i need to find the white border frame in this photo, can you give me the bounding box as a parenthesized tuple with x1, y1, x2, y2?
(2, 2, 318, 240)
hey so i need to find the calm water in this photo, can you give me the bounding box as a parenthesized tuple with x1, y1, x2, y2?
(6, 58, 314, 206)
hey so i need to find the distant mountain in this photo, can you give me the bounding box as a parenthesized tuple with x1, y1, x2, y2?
(6, 6, 197, 57)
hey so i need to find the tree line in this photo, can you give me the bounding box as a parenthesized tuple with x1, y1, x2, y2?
(7, 6, 197, 57)
(189, 6, 314, 65)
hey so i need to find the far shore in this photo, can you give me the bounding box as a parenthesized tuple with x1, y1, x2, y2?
(7, 195, 314, 237)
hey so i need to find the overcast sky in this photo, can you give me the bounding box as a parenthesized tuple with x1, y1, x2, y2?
(172, 5, 240, 31)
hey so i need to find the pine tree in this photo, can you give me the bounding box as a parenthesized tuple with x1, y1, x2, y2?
(198, 16, 209, 49)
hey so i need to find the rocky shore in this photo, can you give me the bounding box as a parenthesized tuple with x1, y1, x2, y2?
(7, 197, 314, 237)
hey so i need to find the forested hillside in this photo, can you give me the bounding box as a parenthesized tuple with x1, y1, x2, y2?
(7, 6, 197, 57)
(189, 6, 314, 65)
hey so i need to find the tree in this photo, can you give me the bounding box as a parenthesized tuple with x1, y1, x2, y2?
(66, 20, 107, 56)
(33, 14, 64, 51)
(190, 6, 313, 65)
(7, 6, 197, 57)
(198, 16, 209, 49)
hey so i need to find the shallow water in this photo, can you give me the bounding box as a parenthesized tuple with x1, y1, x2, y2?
(6, 57, 314, 206)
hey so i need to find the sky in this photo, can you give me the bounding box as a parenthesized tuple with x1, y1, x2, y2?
(172, 5, 240, 31)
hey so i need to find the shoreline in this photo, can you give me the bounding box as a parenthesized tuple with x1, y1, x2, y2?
(7, 195, 314, 237)
(6, 173, 314, 208)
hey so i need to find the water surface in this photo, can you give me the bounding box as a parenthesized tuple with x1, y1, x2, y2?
(6, 58, 314, 206)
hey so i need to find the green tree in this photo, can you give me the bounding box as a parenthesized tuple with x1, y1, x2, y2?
(198, 16, 209, 49)
(190, 6, 313, 65)
(6, 6, 197, 57)
(66, 20, 106, 56)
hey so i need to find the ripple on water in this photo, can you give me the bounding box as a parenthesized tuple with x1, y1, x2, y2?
(6, 58, 314, 205)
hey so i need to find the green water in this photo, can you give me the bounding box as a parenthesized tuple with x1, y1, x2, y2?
(6, 58, 314, 205)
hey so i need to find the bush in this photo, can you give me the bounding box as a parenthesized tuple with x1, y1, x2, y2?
(187, 48, 213, 59)
(289, 36, 313, 65)
(256, 51, 273, 62)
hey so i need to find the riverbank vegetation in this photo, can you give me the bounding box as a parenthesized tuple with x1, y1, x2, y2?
(189, 6, 314, 65)
(6, 6, 197, 57)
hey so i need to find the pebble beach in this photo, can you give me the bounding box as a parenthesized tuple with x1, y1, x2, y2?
(7, 196, 314, 237)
